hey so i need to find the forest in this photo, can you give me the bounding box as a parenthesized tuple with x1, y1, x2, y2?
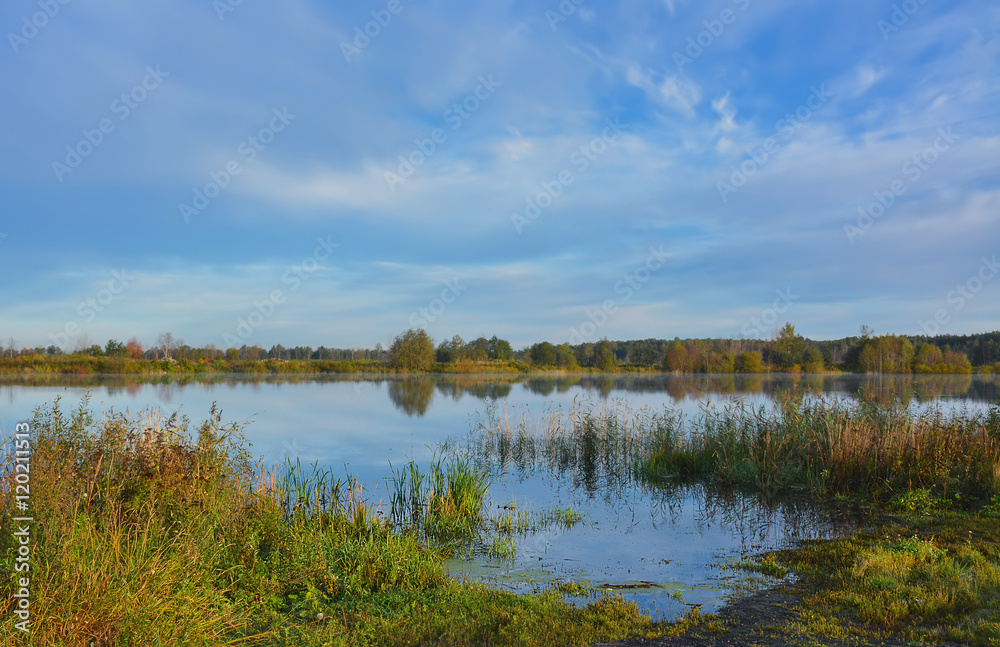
(2, 325, 998, 375)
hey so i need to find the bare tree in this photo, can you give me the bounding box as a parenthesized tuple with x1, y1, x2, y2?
(156, 332, 177, 360)
(6, 337, 16, 358)
(74, 334, 90, 353)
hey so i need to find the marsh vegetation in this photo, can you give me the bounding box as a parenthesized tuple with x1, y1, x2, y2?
(3, 384, 999, 645)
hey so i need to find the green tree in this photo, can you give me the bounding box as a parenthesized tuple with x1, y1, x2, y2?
(772, 323, 806, 369)
(555, 343, 579, 368)
(488, 336, 513, 361)
(594, 339, 615, 372)
(914, 343, 943, 371)
(858, 335, 913, 373)
(104, 339, 128, 357)
(663, 340, 690, 373)
(465, 337, 491, 361)
(436, 335, 464, 363)
(735, 351, 764, 373)
(802, 347, 825, 373)
(389, 328, 435, 371)
(530, 342, 558, 366)
(942, 347, 972, 374)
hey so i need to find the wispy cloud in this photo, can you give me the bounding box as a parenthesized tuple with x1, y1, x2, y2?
(0, 0, 997, 347)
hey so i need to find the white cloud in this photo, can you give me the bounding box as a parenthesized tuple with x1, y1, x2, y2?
(853, 65, 887, 97)
(711, 92, 738, 133)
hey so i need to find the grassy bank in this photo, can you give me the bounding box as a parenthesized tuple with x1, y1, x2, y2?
(0, 398, 655, 646)
(8, 354, 993, 377)
(0, 355, 387, 375)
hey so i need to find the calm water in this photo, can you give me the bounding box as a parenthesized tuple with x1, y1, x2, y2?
(2, 373, 997, 619)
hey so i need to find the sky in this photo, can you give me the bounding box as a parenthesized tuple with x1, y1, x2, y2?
(0, 0, 998, 352)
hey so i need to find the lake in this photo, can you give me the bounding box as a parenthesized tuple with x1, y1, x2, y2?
(2, 373, 997, 619)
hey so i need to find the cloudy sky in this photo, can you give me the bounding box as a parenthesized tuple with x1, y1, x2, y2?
(1, 0, 997, 351)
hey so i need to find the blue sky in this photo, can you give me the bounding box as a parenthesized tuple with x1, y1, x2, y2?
(1, 0, 998, 351)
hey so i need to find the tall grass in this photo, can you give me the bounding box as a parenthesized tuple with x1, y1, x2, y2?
(640, 393, 1000, 504)
(0, 397, 651, 646)
(388, 455, 490, 544)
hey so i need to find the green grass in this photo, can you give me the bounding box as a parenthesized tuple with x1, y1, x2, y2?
(0, 397, 656, 646)
(388, 455, 491, 548)
(775, 514, 1000, 645)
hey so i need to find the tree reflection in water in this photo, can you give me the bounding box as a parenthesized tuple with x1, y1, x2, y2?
(388, 378, 435, 416)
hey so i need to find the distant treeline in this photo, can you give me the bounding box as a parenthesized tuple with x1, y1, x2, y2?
(2, 326, 999, 375)
(576, 326, 1000, 375)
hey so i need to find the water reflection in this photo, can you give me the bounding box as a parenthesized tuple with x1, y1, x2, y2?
(467, 472, 864, 620)
(388, 378, 435, 416)
(460, 399, 871, 620)
(3, 373, 995, 417)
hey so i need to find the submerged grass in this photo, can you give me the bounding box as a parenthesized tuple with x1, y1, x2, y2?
(468, 397, 682, 495)
(0, 397, 655, 646)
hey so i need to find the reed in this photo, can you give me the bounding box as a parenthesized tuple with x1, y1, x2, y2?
(388, 455, 490, 544)
(468, 397, 681, 494)
(640, 393, 1000, 504)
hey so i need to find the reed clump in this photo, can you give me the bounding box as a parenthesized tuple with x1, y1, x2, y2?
(639, 394, 1000, 505)
(388, 455, 490, 545)
(468, 397, 682, 494)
